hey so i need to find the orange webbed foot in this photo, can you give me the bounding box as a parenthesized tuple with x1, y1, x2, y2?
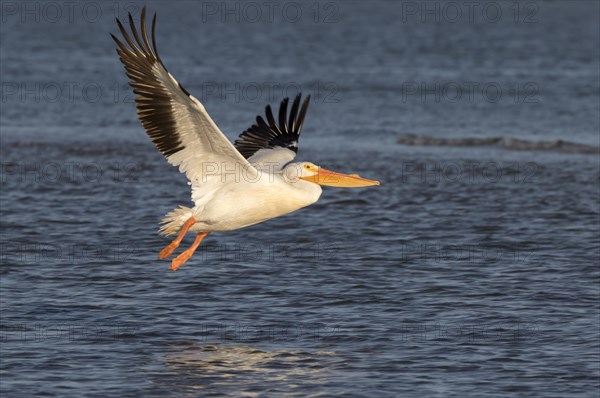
(170, 232, 209, 271)
(158, 217, 196, 259)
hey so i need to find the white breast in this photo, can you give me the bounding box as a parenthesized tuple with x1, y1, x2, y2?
(192, 173, 322, 232)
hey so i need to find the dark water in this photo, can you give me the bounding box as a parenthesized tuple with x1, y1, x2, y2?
(1, 1, 599, 397)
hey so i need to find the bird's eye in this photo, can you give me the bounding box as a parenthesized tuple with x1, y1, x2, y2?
(304, 165, 310, 169)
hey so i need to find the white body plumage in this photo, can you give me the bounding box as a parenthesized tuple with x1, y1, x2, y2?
(162, 161, 323, 235)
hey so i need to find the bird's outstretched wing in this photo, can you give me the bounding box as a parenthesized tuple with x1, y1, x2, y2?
(234, 94, 310, 171)
(111, 7, 256, 190)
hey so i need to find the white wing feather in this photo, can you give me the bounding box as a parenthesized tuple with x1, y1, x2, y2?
(112, 10, 257, 207)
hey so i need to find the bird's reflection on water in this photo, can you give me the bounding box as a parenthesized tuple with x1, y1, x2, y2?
(159, 342, 340, 395)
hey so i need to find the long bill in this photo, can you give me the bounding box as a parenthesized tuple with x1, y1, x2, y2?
(299, 167, 380, 187)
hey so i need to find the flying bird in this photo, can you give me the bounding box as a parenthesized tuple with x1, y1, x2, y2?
(112, 7, 380, 271)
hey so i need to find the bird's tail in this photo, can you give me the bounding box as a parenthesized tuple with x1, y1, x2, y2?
(159, 205, 194, 237)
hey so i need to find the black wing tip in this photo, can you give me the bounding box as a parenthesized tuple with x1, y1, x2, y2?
(300, 93, 311, 107)
(234, 93, 311, 159)
(112, 6, 187, 161)
(112, 6, 155, 53)
(286, 93, 311, 110)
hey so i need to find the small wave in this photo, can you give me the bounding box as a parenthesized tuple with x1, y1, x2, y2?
(397, 134, 599, 154)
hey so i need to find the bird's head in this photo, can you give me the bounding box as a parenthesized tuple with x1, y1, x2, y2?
(284, 162, 380, 187)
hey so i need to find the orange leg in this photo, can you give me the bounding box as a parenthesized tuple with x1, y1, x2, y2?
(159, 217, 196, 259)
(171, 232, 209, 271)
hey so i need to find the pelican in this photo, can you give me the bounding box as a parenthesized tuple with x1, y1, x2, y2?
(112, 8, 380, 271)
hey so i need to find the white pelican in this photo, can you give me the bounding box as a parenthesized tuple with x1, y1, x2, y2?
(112, 8, 380, 271)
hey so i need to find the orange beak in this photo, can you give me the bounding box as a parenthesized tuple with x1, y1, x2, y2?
(299, 167, 380, 187)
